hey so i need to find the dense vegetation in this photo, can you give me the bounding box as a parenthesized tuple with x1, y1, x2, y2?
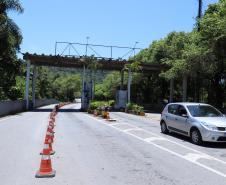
(33, 67, 82, 102)
(18, 66, 82, 102)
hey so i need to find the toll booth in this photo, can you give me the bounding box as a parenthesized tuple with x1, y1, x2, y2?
(81, 81, 93, 110)
(115, 90, 127, 109)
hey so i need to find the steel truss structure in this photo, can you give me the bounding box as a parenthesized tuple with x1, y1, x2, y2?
(55, 41, 142, 60)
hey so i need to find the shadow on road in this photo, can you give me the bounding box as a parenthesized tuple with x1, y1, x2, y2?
(30, 109, 80, 113)
(165, 132, 226, 149)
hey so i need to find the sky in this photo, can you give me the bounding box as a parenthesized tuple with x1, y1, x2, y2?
(10, 0, 219, 59)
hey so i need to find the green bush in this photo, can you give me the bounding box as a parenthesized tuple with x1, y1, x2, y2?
(89, 100, 115, 112)
(126, 102, 134, 111)
(135, 105, 144, 113)
(108, 100, 115, 107)
(89, 101, 108, 110)
(126, 102, 144, 114)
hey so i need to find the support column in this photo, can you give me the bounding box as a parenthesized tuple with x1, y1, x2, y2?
(32, 66, 37, 108)
(81, 65, 86, 109)
(127, 69, 132, 103)
(120, 70, 124, 90)
(91, 70, 95, 100)
(92, 79, 94, 100)
(25, 60, 31, 110)
(183, 75, 188, 102)
(170, 79, 174, 103)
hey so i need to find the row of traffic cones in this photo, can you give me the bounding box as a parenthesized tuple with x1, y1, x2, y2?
(35, 103, 67, 178)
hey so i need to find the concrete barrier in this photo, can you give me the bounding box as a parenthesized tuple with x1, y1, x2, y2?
(34, 99, 59, 108)
(0, 100, 26, 117)
(0, 99, 59, 117)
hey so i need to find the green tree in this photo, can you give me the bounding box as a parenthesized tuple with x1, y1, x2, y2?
(94, 72, 121, 100)
(130, 0, 226, 109)
(52, 74, 81, 102)
(0, 0, 23, 100)
(36, 67, 53, 99)
(199, 0, 226, 108)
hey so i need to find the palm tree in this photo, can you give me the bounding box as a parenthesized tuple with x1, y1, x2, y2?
(0, 0, 23, 100)
(0, 0, 24, 50)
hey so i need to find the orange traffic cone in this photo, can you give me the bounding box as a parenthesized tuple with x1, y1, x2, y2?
(35, 147, 55, 178)
(45, 132, 54, 143)
(55, 105, 59, 110)
(47, 124, 54, 131)
(48, 143, 55, 155)
(40, 138, 55, 155)
(106, 112, 110, 120)
(47, 127, 55, 134)
(49, 120, 55, 128)
(50, 117, 55, 123)
(48, 126, 54, 132)
(103, 111, 108, 119)
(50, 112, 56, 118)
(49, 119, 55, 124)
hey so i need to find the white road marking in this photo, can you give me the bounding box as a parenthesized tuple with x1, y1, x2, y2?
(123, 128, 142, 132)
(144, 136, 167, 142)
(85, 114, 226, 178)
(108, 123, 122, 126)
(184, 153, 212, 162)
(110, 122, 129, 126)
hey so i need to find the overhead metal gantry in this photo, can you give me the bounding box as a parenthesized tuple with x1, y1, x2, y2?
(54, 41, 141, 59)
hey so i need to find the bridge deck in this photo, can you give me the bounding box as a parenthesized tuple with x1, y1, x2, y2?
(23, 53, 166, 72)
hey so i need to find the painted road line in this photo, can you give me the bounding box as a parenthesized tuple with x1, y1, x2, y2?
(123, 128, 143, 132)
(183, 153, 213, 162)
(108, 123, 122, 126)
(144, 136, 167, 142)
(110, 122, 129, 126)
(85, 113, 226, 179)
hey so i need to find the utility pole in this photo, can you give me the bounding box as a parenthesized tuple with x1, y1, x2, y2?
(197, 0, 203, 31)
(195, 0, 203, 102)
(85, 36, 90, 56)
(133, 41, 139, 56)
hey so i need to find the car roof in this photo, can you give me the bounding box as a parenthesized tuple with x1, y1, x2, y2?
(167, 102, 210, 106)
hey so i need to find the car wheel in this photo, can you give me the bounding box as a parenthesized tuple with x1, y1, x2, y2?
(190, 128, 202, 145)
(161, 121, 169, 134)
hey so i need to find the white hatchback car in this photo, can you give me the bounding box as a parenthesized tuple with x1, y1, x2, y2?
(160, 102, 226, 145)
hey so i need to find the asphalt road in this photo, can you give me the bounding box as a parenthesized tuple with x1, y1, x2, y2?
(1, 103, 226, 185)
